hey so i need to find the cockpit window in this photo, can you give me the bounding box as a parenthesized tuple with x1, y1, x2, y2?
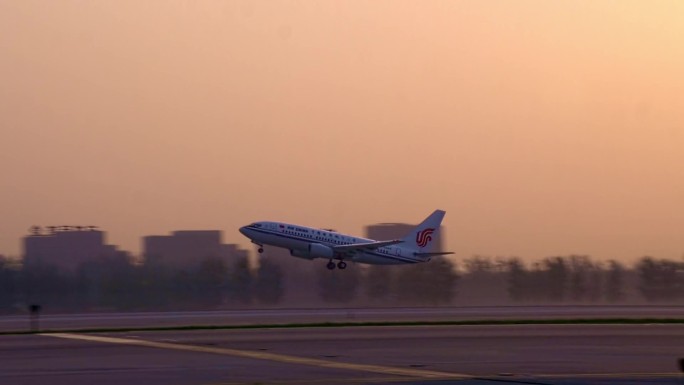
(251, 223, 262, 228)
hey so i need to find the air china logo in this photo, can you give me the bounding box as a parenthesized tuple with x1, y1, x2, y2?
(416, 228, 435, 248)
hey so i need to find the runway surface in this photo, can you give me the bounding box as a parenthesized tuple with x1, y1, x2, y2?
(2, 306, 684, 332)
(2, 324, 683, 384)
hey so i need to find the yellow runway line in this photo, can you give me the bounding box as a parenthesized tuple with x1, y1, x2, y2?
(206, 376, 422, 385)
(535, 372, 683, 379)
(42, 333, 470, 380)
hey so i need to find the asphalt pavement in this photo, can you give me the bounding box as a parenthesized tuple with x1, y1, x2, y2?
(2, 323, 684, 385)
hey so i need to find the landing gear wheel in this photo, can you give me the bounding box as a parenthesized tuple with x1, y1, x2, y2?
(326, 261, 336, 270)
(337, 261, 347, 270)
(258, 247, 264, 254)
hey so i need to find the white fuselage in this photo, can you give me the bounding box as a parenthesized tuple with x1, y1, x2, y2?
(239, 221, 420, 265)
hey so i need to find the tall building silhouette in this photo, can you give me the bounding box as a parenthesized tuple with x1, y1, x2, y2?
(143, 230, 248, 268)
(23, 227, 128, 271)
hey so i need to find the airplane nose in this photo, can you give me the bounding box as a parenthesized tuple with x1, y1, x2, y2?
(239, 226, 248, 236)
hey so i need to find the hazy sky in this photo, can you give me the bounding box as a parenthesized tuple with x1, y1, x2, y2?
(1, 1, 683, 263)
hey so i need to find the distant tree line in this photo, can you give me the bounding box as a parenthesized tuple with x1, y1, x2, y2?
(0, 254, 683, 314)
(322, 258, 459, 305)
(479, 256, 626, 302)
(458, 255, 684, 303)
(0, 254, 285, 314)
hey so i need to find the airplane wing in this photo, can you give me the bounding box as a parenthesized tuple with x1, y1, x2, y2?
(332, 239, 403, 252)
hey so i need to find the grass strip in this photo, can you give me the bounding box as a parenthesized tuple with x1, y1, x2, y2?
(1, 317, 683, 336)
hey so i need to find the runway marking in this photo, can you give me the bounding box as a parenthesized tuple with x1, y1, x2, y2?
(535, 372, 684, 379)
(207, 376, 421, 385)
(42, 333, 470, 379)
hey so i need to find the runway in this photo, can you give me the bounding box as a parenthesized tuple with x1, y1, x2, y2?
(2, 306, 684, 332)
(2, 324, 683, 384)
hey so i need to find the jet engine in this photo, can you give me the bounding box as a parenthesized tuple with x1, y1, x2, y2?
(290, 249, 315, 260)
(308, 243, 334, 258)
(289, 243, 334, 259)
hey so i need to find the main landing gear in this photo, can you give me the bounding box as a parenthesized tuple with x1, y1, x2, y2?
(326, 260, 347, 270)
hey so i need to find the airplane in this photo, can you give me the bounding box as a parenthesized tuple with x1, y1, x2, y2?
(239, 209, 454, 270)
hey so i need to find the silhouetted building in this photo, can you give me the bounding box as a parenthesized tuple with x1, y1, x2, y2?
(365, 223, 445, 252)
(143, 230, 248, 268)
(23, 227, 128, 272)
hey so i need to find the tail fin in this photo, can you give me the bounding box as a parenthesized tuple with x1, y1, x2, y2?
(401, 210, 446, 252)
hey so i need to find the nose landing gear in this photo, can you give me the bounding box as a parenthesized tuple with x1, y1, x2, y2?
(252, 242, 264, 254)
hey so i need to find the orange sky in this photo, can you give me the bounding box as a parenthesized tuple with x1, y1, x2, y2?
(1, 1, 683, 263)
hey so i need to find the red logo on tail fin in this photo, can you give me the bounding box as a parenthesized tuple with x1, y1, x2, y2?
(416, 228, 435, 248)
